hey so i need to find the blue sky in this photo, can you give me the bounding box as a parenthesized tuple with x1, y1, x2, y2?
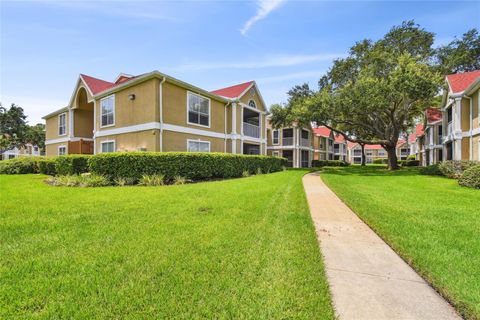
(1, 0, 479, 124)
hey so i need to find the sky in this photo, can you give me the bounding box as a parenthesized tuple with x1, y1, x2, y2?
(1, 0, 479, 125)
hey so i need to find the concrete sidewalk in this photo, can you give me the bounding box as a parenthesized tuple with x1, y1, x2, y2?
(303, 172, 460, 320)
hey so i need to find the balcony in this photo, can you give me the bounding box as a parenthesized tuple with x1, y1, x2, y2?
(243, 122, 260, 138)
(283, 137, 294, 146)
(447, 122, 453, 136)
(301, 138, 310, 147)
(68, 139, 93, 154)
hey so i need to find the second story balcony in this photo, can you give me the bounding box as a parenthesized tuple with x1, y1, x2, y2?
(243, 109, 260, 138)
(243, 122, 260, 138)
(301, 138, 310, 147)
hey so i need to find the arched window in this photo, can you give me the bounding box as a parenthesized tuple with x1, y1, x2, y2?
(248, 100, 257, 109)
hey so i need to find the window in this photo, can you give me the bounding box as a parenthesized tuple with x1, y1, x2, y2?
(187, 92, 210, 127)
(33, 146, 38, 152)
(366, 150, 373, 156)
(272, 130, 279, 144)
(378, 150, 385, 156)
(301, 130, 309, 139)
(58, 146, 66, 155)
(187, 139, 210, 152)
(272, 151, 279, 157)
(58, 113, 66, 136)
(101, 141, 115, 153)
(248, 100, 257, 108)
(101, 95, 115, 127)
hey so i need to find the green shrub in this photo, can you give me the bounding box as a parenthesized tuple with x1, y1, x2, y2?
(419, 164, 443, 176)
(173, 175, 187, 185)
(45, 173, 109, 187)
(397, 160, 407, 166)
(311, 160, 350, 167)
(0, 157, 41, 174)
(242, 170, 251, 177)
(403, 160, 420, 167)
(458, 165, 480, 189)
(406, 154, 416, 161)
(139, 174, 165, 186)
(55, 155, 91, 176)
(38, 158, 57, 175)
(88, 152, 287, 181)
(373, 158, 388, 164)
(438, 160, 480, 179)
(113, 177, 136, 186)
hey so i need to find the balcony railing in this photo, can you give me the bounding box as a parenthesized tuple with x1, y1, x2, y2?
(283, 137, 293, 146)
(301, 138, 310, 147)
(243, 122, 260, 138)
(447, 122, 453, 136)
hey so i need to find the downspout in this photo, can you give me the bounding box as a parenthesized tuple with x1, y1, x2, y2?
(159, 76, 166, 152)
(224, 101, 232, 153)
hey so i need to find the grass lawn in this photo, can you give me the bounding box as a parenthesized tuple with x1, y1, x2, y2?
(321, 166, 480, 320)
(0, 171, 333, 319)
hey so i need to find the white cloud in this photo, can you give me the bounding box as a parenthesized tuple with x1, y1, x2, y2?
(255, 70, 326, 84)
(240, 0, 286, 36)
(0, 95, 66, 125)
(173, 53, 342, 71)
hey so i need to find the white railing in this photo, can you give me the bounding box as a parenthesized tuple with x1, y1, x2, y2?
(301, 138, 310, 147)
(243, 122, 260, 138)
(283, 137, 294, 146)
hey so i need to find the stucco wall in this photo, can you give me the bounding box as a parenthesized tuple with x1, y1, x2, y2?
(96, 130, 159, 153)
(162, 131, 225, 152)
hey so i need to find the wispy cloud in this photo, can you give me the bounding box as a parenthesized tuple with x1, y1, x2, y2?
(240, 0, 286, 36)
(255, 70, 326, 84)
(173, 53, 342, 71)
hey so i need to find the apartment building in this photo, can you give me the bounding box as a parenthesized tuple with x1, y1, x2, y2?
(1, 144, 41, 160)
(348, 143, 387, 164)
(312, 127, 335, 160)
(266, 118, 313, 168)
(420, 108, 443, 165)
(43, 72, 268, 156)
(441, 70, 480, 161)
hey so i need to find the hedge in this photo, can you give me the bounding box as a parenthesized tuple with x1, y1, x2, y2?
(438, 160, 479, 179)
(0, 157, 41, 174)
(38, 158, 57, 176)
(88, 152, 287, 181)
(458, 165, 480, 189)
(373, 158, 388, 164)
(419, 164, 443, 176)
(55, 155, 91, 176)
(403, 160, 420, 167)
(311, 160, 350, 167)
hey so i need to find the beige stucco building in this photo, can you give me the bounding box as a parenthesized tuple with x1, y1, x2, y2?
(43, 72, 268, 156)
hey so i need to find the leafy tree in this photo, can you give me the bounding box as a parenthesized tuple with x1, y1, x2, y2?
(436, 29, 480, 74)
(0, 103, 28, 152)
(26, 123, 46, 151)
(271, 21, 442, 170)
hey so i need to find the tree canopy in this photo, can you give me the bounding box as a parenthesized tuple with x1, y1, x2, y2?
(436, 28, 480, 74)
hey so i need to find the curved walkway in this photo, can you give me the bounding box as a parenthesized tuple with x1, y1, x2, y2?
(302, 172, 460, 320)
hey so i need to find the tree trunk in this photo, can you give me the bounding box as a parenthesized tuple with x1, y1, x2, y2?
(385, 145, 399, 170)
(360, 144, 366, 166)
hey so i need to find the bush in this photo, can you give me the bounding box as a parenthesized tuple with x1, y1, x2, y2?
(438, 160, 479, 179)
(311, 160, 350, 167)
(0, 157, 41, 174)
(458, 165, 480, 189)
(173, 175, 187, 185)
(397, 160, 406, 166)
(38, 158, 57, 175)
(88, 152, 287, 182)
(419, 164, 443, 176)
(373, 158, 388, 164)
(139, 174, 165, 186)
(113, 177, 136, 186)
(55, 155, 91, 176)
(406, 154, 416, 161)
(45, 173, 109, 187)
(403, 160, 420, 167)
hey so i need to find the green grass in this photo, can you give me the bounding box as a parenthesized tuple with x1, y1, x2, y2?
(0, 171, 333, 319)
(321, 166, 480, 320)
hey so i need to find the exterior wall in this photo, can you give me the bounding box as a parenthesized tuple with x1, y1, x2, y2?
(96, 130, 159, 153)
(45, 142, 68, 157)
(95, 78, 159, 132)
(472, 88, 479, 130)
(162, 131, 225, 152)
(473, 135, 480, 161)
(239, 86, 266, 112)
(45, 112, 68, 141)
(461, 137, 470, 160)
(461, 97, 470, 132)
(74, 109, 93, 138)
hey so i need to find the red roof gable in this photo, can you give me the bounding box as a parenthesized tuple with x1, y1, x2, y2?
(446, 70, 480, 94)
(211, 81, 254, 98)
(80, 74, 115, 95)
(425, 107, 442, 123)
(313, 126, 332, 137)
(408, 133, 416, 143)
(415, 124, 425, 137)
(334, 134, 345, 143)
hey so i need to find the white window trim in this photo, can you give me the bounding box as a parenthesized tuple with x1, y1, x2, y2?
(58, 112, 67, 136)
(100, 95, 115, 128)
(186, 91, 211, 128)
(187, 139, 211, 152)
(272, 151, 280, 157)
(100, 140, 116, 153)
(272, 129, 279, 145)
(58, 145, 67, 155)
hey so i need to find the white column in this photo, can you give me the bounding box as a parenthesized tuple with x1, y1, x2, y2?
(231, 103, 237, 153)
(93, 101, 97, 155)
(453, 98, 462, 160)
(69, 109, 74, 138)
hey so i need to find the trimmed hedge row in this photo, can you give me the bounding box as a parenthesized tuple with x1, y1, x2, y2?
(438, 160, 479, 179)
(54, 155, 91, 175)
(419, 164, 443, 176)
(88, 152, 287, 181)
(0, 157, 41, 174)
(459, 165, 480, 189)
(311, 160, 350, 167)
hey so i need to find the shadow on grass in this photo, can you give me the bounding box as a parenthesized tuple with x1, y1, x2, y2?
(320, 165, 421, 177)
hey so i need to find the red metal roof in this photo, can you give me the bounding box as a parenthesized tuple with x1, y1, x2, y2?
(408, 133, 416, 143)
(334, 134, 345, 143)
(446, 70, 480, 94)
(415, 123, 425, 137)
(313, 126, 332, 138)
(425, 107, 442, 123)
(347, 142, 383, 150)
(80, 74, 116, 95)
(210, 81, 254, 98)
